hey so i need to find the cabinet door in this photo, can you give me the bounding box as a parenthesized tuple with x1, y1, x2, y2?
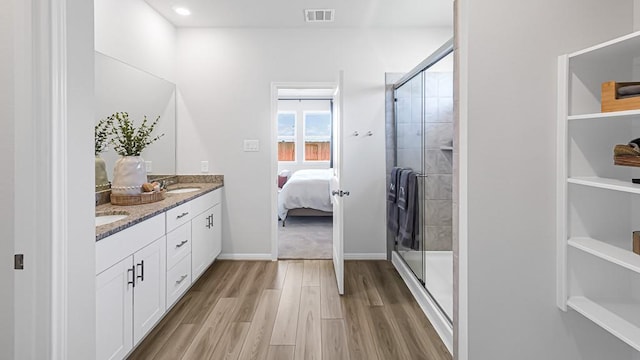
(132, 236, 166, 345)
(210, 203, 222, 262)
(191, 209, 210, 280)
(96, 256, 133, 360)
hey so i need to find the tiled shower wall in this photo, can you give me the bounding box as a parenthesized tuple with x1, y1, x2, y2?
(424, 72, 453, 251)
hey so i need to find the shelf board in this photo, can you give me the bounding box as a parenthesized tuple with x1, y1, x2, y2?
(568, 177, 640, 195)
(567, 296, 640, 352)
(439, 146, 453, 151)
(568, 237, 640, 274)
(568, 109, 640, 121)
(568, 30, 640, 59)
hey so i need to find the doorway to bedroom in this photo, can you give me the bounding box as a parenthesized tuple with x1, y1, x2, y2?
(274, 88, 334, 259)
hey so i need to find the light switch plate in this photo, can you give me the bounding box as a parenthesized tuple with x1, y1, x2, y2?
(145, 161, 152, 173)
(200, 161, 209, 173)
(244, 139, 259, 152)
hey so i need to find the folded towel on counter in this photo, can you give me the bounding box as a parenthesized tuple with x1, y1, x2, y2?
(398, 171, 420, 251)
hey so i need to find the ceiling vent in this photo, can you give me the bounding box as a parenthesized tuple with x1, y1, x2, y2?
(304, 9, 335, 23)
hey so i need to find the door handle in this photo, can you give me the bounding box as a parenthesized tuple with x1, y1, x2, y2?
(331, 190, 351, 197)
(176, 239, 188, 248)
(127, 266, 135, 288)
(136, 260, 144, 282)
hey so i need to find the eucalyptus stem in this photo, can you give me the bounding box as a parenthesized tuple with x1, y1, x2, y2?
(108, 112, 164, 156)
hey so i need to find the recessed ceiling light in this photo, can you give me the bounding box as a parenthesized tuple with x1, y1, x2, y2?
(173, 6, 191, 16)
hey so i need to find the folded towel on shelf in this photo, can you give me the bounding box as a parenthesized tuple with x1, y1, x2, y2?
(398, 171, 420, 251)
(618, 85, 640, 96)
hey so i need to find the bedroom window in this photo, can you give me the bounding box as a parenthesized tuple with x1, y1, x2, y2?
(278, 112, 296, 161)
(303, 111, 331, 161)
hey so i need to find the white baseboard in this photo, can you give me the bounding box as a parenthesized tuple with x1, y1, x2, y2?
(392, 251, 453, 354)
(217, 253, 272, 260)
(344, 253, 387, 260)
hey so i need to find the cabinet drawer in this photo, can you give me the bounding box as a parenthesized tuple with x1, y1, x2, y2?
(166, 254, 191, 307)
(166, 223, 191, 270)
(166, 202, 192, 232)
(190, 189, 222, 217)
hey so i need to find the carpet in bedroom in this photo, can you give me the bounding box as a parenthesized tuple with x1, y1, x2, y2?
(278, 216, 332, 259)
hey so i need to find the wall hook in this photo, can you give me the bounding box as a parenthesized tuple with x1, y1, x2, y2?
(353, 131, 359, 136)
(366, 131, 373, 136)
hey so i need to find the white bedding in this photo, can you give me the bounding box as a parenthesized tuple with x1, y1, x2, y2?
(278, 169, 333, 221)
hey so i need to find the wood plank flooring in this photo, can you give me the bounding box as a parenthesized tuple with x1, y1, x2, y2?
(128, 260, 451, 360)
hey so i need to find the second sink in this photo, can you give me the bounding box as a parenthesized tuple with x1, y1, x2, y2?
(166, 187, 201, 194)
(96, 212, 129, 227)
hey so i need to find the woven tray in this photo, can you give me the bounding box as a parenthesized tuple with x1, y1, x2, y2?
(614, 155, 640, 167)
(110, 191, 165, 206)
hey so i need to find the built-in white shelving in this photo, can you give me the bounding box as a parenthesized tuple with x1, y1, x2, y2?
(558, 30, 640, 353)
(568, 109, 640, 121)
(567, 296, 640, 352)
(568, 237, 640, 274)
(568, 177, 640, 195)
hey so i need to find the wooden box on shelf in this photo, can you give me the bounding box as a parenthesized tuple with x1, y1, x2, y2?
(614, 155, 640, 167)
(601, 81, 640, 113)
(634, 231, 640, 255)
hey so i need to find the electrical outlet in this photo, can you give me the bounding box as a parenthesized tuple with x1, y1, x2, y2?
(243, 139, 259, 152)
(200, 161, 209, 173)
(145, 161, 152, 173)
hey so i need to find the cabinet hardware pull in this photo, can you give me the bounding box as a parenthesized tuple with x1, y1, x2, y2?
(206, 214, 212, 229)
(136, 260, 144, 282)
(176, 274, 188, 284)
(176, 240, 188, 248)
(177, 212, 189, 219)
(127, 267, 135, 288)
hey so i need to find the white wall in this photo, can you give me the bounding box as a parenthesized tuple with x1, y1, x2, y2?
(277, 99, 332, 174)
(176, 28, 452, 257)
(635, 0, 640, 30)
(458, 0, 635, 359)
(94, 0, 176, 82)
(0, 1, 14, 359)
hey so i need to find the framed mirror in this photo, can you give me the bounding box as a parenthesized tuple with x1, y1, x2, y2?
(95, 52, 176, 191)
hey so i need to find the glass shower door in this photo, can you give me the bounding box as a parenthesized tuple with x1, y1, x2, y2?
(394, 73, 425, 283)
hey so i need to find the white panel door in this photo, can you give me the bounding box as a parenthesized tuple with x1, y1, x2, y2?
(331, 71, 346, 295)
(132, 236, 166, 345)
(192, 207, 213, 280)
(96, 256, 134, 360)
(211, 203, 222, 261)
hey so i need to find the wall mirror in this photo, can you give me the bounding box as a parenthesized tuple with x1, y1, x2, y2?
(95, 52, 176, 191)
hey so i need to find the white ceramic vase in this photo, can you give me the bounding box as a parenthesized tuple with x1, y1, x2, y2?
(111, 156, 147, 195)
(95, 156, 109, 187)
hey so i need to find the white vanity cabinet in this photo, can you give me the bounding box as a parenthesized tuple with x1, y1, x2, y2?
(96, 187, 223, 360)
(95, 214, 166, 360)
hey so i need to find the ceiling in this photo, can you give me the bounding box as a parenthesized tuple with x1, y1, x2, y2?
(144, 0, 453, 28)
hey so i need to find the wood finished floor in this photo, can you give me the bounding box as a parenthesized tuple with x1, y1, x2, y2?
(128, 260, 451, 360)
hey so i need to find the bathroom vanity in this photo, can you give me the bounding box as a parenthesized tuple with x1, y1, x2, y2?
(95, 180, 223, 360)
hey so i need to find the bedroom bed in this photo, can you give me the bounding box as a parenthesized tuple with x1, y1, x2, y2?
(278, 168, 333, 226)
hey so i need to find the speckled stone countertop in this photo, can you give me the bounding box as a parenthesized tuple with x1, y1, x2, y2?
(95, 175, 224, 241)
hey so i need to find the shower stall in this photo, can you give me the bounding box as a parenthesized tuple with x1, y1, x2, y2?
(386, 39, 454, 348)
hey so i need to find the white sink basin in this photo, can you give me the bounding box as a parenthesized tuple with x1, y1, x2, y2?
(166, 187, 201, 194)
(96, 213, 128, 227)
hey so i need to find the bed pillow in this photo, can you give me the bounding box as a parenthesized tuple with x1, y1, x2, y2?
(278, 175, 288, 188)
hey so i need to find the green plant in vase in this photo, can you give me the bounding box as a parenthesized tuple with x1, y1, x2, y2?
(108, 112, 164, 195)
(94, 117, 112, 188)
